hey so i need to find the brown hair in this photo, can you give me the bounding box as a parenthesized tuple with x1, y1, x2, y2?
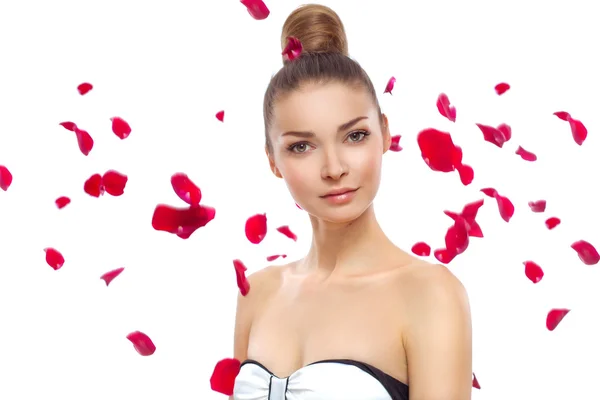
(263, 4, 382, 152)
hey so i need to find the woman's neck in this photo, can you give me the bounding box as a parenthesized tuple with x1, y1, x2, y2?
(300, 204, 395, 276)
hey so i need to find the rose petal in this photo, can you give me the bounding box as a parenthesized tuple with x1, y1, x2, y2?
(210, 358, 241, 395)
(444, 199, 485, 238)
(523, 261, 544, 283)
(456, 164, 474, 186)
(245, 213, 267, 244)
(472, 373, 481, 389)
(480, 188, 497, 197)
(497, 124, 512, 141)
(102, 170, 128, 196)
(515, 145, 537, 161)
(475, 123, 509, 148)
(110, 116, 131, 140)
(444, 217, 469, 255)
(152, 204, 216, 239)
(84, 174, 104, 197)
(553, 111, 571, 121)
(411, 242, 431, 257)
(295, 203, 303, 210)
(233, 259, 250, 296)
(276, 225, 297, 241)
(495, 193, 514, 223)
(240, 0, 270, 20)
(126, 331, 156, 356)
(554, 112, 587, 145)
(0, 165, 13, 191)
(417, 128, 459, 172)
(494, 82, 510, 95)
(436, 93, 456, 122)
(215, 110, 224, 122)
(528, 200, 546, 213)
(384, 77, 396, 94)
(389, 135, 402, 152)
(545, 217, 560, 230)
(61, 122, 94, 156)
(434, 248, 457, 264)
(44, 248, 65, 270)
(282, 36, 303, 62)
(55, 196, 71, 209)
(267, 254, 281, 261)
(571, 240, 600, 265)
(77, 82, 93, 95)
(171, 173, 202, 205)
(100, 267, 124, 286)
(546, 309, 570, 331)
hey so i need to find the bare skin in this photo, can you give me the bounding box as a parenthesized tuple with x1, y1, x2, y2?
(231, 82, 472, 400)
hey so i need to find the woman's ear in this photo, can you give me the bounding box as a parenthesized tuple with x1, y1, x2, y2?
(265, 146, 283, 178)
(381, 113, 391, 153)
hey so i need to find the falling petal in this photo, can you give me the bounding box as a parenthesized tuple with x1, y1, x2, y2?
(282, 36, 303, 61)
(55, 196, 71, 209)
(102, 170, 128, 196)
(216, 110, 224, 122)
(436, 93, 456, 122)
(546, 309, 570, 331)
(152, 204, 216, 239)
(456, 164, 474, 186)
(495, 194, 514, 222)
(233, 259, 250, 296)
(571, 240, 599, 265)
(84, 174, 104, 197)
(110, 116, 131, 140)
(472, 373, 481, 389)
(171, 173, 202, 206)
(523, 261, 544, 283)
(528, 200, 546, 213)
(210, 358, 241, 395)
(276, 225, 297, 241)
(77, 82, 93, 95)
(389, 135, 402, 152)
(545, 217, 560, 230)
(515, 146, 537, 161)
(494, 82, 510, 95)
(245, 214, 267, 244)
(126, 331, 156, 356)
(417, 128, 459, 172)
(434, 248, 457, 264)
(475, 123, 510, 148)
(480, 188, 497, 197)
(100, 267, 124, 286)
(554, 112, 587, 145)
(44, 248, 64, 270)
(0, 165, 13, 191)
(384, 77, 396, 94)
(411, 242, 431, 257)
(240, 0, 270, 20)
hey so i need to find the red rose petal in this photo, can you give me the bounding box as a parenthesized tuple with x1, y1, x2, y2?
(100, 267, 124, 286)
(472, 373, 481, 389)
(276, 225, 297, 241)
(436, 93, 456, 122)
(523, 261, 544, 283)
(152, 204, 216, 239)
(233, 259, 250, 296)
(77, 82, 93, 95)
(0, 165, 13, 191)
(55, 196, 71, 209)
(494, 82, 510, 95)
(456, 164, 474, 186)
(74, 127, 94, 155)
(515, 145, 537, 161)
(546, 309, 570, 331)
(171, 173, 202, 206)
(126, 331, 156, 356)
(554, 112, 587, 145)
(417, 128, 459, 172)
(495, 193, 514, 222)
(384, 76, 396, 94)
(444, 217, 470, 255)
(475, 123, 510, 148)
(480, 188, 497, 197)
(545, 217, 560, 230)
(210, 358, 241, 395)
(444, 199, 485, 238)
(528, 200, 546, 213)
(84, 174, 104, 197)
(110, 116, 131, 140)
(571, 240, 599, 265)
(240, 0, 270, 20)
(215, 110, 224, 122)
(389, 135, 402, 152)
(411, 242, 431, 257)
(434, 248, 457, 264)
(102, 170, 128, 196)
(245, 213, 267, 244)
(282, 36, 303, 62)
(44, 248, 64, 270)
(295, 203, 303, 210)
(267, 255, 280, 261)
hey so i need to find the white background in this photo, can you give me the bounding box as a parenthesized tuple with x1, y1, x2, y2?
(1, 0, 599, 399)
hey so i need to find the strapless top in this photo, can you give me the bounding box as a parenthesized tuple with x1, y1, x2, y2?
(233, 358, 409, 400)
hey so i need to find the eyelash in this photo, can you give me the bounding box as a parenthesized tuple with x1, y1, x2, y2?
(286, 130, 371, 154)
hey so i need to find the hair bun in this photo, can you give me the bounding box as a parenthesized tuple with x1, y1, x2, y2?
(281, 4, 348, 58)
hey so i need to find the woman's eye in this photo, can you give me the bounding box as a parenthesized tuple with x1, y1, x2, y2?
(292, 143, 308, 153)
(348, 131, 366, 142)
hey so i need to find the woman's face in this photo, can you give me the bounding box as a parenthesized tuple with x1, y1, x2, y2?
(267, 81, 391, 223)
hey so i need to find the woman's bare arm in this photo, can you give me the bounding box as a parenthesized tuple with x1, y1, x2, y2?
(404, 265, 473, 400)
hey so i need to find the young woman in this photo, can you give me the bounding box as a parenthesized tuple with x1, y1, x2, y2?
(231, 4, 472, 400)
